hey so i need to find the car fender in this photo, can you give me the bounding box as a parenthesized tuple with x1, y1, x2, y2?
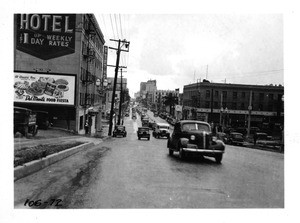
(210, 140, 225, 150)
(179, 138, 189, 148)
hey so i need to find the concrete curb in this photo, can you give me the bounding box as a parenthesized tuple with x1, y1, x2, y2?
(14, 142, 94, 181)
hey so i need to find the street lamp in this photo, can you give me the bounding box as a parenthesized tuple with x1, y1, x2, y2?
(95, 78, 109, 137)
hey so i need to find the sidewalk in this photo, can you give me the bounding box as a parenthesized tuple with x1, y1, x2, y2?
(14, 126, 111, 181)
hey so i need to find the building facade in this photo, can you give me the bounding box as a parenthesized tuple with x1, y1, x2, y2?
(183, 81, 284, 134)
(14, 14, 106, 135)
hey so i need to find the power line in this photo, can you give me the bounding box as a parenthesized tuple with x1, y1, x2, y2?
(114, 14, 120, 38)
(119, 14, 124, 39)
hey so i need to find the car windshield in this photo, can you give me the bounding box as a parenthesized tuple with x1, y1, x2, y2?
(139, 128, 149, 131)
(233, 134, 243, 139)
(182, 123, 210, 132)
(117, 126, 125, 130)
(159, 125, 169, 129)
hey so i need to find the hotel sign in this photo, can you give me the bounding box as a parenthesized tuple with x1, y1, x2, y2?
(16, 14, 76, 60)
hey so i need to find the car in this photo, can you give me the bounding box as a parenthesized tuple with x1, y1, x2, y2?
(153, 123, 170, 139)
(167, 120, 225, 163)
(125, 113, 129, 117)
(34, 110, 51, 129)
(226, 132, 244, 146)
(14, 106, 38, 137)
(113, 125, 127, 137)
(137, 127, 150, 140)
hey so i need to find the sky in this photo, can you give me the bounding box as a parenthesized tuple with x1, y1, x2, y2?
(96, 14, 283, 97)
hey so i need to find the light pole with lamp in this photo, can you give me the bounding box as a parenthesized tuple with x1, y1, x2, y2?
(95, 78, 108, 137)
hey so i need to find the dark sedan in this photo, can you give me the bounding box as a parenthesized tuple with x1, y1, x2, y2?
(113, 125, 127, 137)
(167, 120, 225, 163)
(137, 127, 150, 140)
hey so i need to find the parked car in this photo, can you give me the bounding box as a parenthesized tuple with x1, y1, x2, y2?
(137, 127, 150, 140)
(148, 120, 156, 130)
(14, 106, 38, 137)
(34, 110, 51, 129)
(226, 132, 244, 146)
(113, 125, 127, 137)
(153, 123, 170, 139)
(167, 120, 225, 163)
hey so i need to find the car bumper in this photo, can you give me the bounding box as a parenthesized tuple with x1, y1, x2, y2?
(182, 147, 224, 154)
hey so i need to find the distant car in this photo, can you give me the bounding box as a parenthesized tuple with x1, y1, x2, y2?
(113, 125, 127, 137)
(153, 123, 170, 139)
(167, 120, 225, 163)
(137, 127, 150, 140)
(125, 113, 129, 117)
(226, 132, 244, 146)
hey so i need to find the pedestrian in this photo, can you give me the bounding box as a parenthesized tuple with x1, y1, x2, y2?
(253, 133, 257, 146)
(85, 120, 89, 135)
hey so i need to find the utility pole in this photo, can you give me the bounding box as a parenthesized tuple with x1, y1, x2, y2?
(108, 39, 130, 136)
(118, 68, 127, 125)
(247, 90, 253, 138)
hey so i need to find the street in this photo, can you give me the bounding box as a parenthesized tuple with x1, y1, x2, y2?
(14, 111, 284, 208)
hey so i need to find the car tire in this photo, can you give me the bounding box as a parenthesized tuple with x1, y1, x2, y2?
(138, 137, 140, 140)
(169, 148, 173, 156)
(148, 137, 150, 140)
(215, 154, 223, 164)
(179, 147, 185, 160)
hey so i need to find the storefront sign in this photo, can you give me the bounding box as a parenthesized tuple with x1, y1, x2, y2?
(14, 72, 75, 105)
(16, 14, 76, 60)
(103, 46, 108, 79)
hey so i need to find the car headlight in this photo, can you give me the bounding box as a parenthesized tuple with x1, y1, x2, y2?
(190, 135, 195, 140)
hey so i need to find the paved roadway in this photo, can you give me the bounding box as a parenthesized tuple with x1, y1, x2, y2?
(14, 109, 284, 208)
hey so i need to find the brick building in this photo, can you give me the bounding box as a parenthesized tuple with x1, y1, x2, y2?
(183, 80, 284, 134)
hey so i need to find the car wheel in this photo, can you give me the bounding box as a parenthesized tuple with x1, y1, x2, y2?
(179, 147, 185, 160)
(148, 137, 150, 140)
(169, 148, 173, 156)
(215, 154, 223, 164)
(138, 137, 140, 140)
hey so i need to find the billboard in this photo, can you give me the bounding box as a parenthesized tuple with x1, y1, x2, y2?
(15, 14, 76, 60)
(14, 72, 76, 106)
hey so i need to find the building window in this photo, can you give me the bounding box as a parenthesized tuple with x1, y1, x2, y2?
(242, 92, 246, 98)
(233, 92, 237, 99)
(269, 93, 274, 100)
(215, 90, 219, 97)
(259, 104, 263, 111)
(222, 91, 227, 99)
(259, 93, 264, 100)
(206, 90, 210, 98)
(252, 92, 255, 101)
(232, 102, 237, 110)
(268, 103, 273, 111)
(205, 101, 210, 108)
(241, 103, 245, 110)
(214, 102, 218, 108)
(223, 102, 227, 108)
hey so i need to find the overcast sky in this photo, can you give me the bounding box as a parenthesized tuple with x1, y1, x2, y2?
(96, 14, 283, 97)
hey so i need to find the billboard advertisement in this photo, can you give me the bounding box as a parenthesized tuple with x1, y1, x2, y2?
(14, 72, 76, 105)
(15, 14, 76, 60)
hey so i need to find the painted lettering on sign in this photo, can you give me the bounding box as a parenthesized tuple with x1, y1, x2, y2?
(16, 14, 76, 60)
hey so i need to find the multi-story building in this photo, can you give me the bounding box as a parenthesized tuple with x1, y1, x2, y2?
(14, 14, 106, 135)
(183, 80, 284, 133)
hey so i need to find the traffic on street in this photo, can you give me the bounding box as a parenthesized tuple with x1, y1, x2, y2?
(14, 106, 284, 208)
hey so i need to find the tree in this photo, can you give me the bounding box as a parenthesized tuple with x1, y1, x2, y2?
(163, 93, 178, 116)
